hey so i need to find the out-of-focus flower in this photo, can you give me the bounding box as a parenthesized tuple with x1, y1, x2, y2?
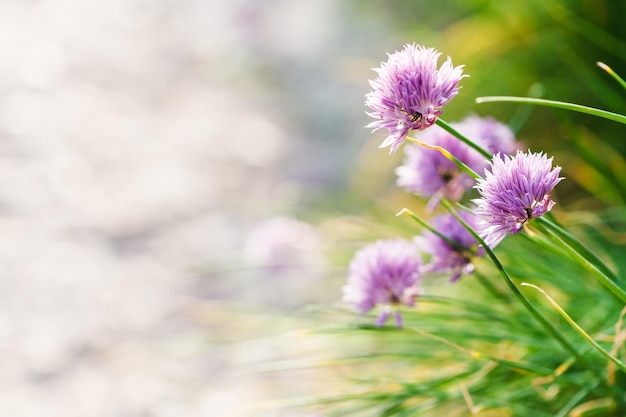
(343, 239, 421, 327)
(396, 116, 520, 209)
(365, 44, 466, 153)
(473, 150, 563, 248)
(418, 212, 484, 282)
(396, 126, 481, 208)
(454, 114, 519, 156)
(243, 216, 322, 271)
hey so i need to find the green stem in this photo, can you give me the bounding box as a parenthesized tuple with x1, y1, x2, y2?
(475, 96, 626, 125)
(435, 118, 492, 159)
(535, 217, 626, 304)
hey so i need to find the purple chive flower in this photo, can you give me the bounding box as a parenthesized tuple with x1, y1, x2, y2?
(473, 150, 564, 249)
(418, 212, 484, 282)
(365, 44, 467, 153)
(343, 239, 422, 327)
(396, 126, 482, 209)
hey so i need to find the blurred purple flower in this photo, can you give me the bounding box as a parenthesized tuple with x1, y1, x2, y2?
(365, 44, 466, 153)
(396, 126, 481, 209)
(396, 116, 520, 209)
(473, 150, 563, 248)
(243, 216, 321, 271)
(343, 239, 421, 327)
(418, 212, 484, 282)
(455, 114, 519, 156)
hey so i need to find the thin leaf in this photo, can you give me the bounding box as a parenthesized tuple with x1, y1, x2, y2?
(535, 217, 626, 303)
(521, 283, 626, 374)
(597, 62, 626, 91)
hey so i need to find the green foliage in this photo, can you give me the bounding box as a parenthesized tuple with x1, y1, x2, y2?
(296, 206, 626, 416)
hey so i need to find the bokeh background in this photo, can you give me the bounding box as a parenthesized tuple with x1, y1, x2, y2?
(1, 0, 625, 416)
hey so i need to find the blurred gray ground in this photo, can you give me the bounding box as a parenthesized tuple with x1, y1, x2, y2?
(0, 0, 382, 416)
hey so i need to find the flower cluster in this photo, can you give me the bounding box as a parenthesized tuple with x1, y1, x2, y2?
(346, 44, 564, 326)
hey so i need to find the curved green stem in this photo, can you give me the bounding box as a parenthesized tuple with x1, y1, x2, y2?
(475, 96, 626, 125)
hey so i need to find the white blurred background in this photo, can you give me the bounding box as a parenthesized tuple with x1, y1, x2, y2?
(0, 0, 389, 416)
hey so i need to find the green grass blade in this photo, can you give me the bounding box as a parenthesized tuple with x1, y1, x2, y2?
(535, 217, 626, 303)
(522, 283, 626, 374)
(597, 61, 626, 91)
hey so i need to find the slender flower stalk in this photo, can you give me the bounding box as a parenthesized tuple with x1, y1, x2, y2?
(343, 239, 422, 327)
(365, 44, 467, 153)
